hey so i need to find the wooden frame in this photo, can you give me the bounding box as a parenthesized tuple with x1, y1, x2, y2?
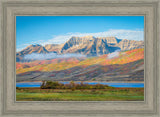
(0, 0, 159, 116)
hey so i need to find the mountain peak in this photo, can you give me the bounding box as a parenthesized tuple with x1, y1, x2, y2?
(82, 35, 95, 38)
(98, 36, 117, 39)
(28, 44, 42, 48)
(16, 44, 49, 62)
(70, 35, 96, 40)
(16, 36, 144, 62)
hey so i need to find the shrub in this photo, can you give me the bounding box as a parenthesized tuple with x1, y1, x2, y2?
(40, 81, 110, 90)
(16, 87, 20, 90)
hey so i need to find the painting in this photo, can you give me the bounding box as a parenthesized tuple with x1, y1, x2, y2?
(16, 16, 144, 101)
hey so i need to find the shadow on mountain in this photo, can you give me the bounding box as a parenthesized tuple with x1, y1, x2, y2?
(108, 46, 121, 53)
(16, 59, 144, 82)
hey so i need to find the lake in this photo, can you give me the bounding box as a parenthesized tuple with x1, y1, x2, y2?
(16, 82, 144, 88)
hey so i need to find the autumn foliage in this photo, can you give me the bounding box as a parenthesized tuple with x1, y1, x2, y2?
(16, 48, 144, 74)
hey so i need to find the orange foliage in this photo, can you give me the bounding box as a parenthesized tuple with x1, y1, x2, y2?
(101, 48, 144, 65)
(16, 48, 144, 74)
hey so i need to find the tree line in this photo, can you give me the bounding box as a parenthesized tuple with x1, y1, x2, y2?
(40, 81, 113, 90)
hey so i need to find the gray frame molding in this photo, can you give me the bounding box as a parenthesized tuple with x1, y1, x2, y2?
(0, 0, 159, 117)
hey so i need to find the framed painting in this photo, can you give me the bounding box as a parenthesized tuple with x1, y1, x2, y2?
(0, 0, 159, 117)
(16, 16, 144, 101)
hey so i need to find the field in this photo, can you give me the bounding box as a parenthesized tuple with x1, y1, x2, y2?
(16, 87, 144, 101)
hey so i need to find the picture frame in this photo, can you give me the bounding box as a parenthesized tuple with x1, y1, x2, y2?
(0, 0, 159, 117)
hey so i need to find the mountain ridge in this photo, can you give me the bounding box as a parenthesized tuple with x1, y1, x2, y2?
(16, 48, 144, 82)
(16, 36, 144, 62)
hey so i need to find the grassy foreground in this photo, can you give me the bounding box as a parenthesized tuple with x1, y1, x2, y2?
(16, 88, 144, 101)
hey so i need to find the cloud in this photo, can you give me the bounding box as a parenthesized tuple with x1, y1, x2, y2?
(16, 43, 31, 52)
(40, 29, 143, 45)
(16, 48, 24, 52)
(107, 49, 121, 59)
(24, 53, 86, 60)
(17, 29, 144, 52)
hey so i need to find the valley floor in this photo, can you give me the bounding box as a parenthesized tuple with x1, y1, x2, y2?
(16, 88, 144, 101)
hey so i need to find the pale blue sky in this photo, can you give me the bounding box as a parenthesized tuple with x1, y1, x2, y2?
(16, 16, 144, 52)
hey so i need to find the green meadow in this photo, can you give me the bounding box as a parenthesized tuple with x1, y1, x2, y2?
(16, 88, 144, 101)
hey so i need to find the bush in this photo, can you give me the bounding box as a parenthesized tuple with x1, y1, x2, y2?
(16, 87, 20, 90)
(40, 81, 110, 90)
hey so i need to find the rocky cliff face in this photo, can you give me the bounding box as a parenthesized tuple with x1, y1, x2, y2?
(115, 39, 144, 51)
(97, 37, 120, 45)
(16, 36, 144, 62)
(16, 44, 49, 62)
(44, 44, 63, 53)
(61, 36, 110, 56)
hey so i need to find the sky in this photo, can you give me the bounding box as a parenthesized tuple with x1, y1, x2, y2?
(16, 16, 144, 52)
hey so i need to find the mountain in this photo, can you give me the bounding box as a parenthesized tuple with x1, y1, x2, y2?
(61, 36, 111, 56)
(16, 36, 144, 62)
(97, 36, 121, 45)
(44, 44, 63, 53)
(97, 37, 144, 51)
(115, 39, 144, 51)
(16, 44, 49, 62)
(16, 48, 144, 82)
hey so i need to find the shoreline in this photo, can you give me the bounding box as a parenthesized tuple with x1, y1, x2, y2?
(16, 81, 144, 83)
